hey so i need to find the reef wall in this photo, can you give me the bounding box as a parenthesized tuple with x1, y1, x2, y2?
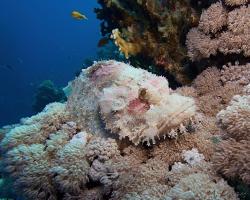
(95, 0, 199, 84)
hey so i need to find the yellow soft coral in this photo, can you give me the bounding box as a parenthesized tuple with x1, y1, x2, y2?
(111, 29, 141, 59)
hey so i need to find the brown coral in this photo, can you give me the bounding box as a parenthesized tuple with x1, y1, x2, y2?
(213, 139, 250, 184)
(217, 93, 250, 141)
(220, 63, 250, 86)
(86, 137, 119, 162)
(213, 85, 250, 185)
(198, 1, 228, 34)
(186, 2, 250, 63)
(110, 158, 169, 200)
(193, 67, 221, 95)
(191, 67, 243, 116)
(186, 28, 219, 61)
(96, 0, 199, 83)
(225, 0, 250, 6)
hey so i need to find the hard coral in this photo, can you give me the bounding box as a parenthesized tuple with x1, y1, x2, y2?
(95, 0, 198, 83)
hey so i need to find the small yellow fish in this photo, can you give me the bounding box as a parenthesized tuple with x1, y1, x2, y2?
(71, 11, 88, 20)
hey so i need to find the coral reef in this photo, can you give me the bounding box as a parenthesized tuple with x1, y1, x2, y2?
(220, 62, 250, 86)
(1, 2, 250, 199)
(191, 66, 243, 116)
(1, 60, 246, 199)
(213, 85, 250, 185)
(86, 137, 119, 162)
(224, 0, 250, 6)
(32, 80, 67, 112)
(164, 173, 238, 200)
(1, 102, 70, 151)
(217, 92, 250, 140)
(186, 1, 250, 72)
(95, 0, 199, 83)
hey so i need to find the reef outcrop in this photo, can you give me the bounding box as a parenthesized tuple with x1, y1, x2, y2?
(1, 60, 249, 199)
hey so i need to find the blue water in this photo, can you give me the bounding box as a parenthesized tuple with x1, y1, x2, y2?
(0, 0, 100, 126)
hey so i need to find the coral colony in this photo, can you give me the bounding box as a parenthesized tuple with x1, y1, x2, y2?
(0, 0, 250, 200)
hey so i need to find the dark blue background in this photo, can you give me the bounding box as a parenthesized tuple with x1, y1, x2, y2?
(0, 0, 100, 126)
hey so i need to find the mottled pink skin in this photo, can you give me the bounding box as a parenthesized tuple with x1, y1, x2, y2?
(90, 64, 120, 82)
(147, 77, 169, 94)
(127, 98, 150, 114)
